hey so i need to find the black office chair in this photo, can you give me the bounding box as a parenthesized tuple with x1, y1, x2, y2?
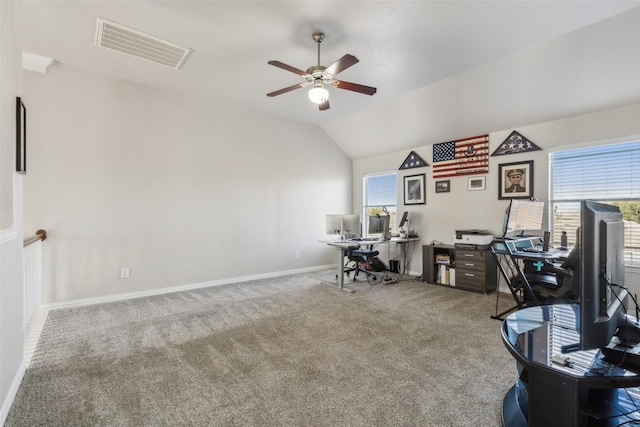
(523, 229, 579, 303)
(345, 246, 382, 284)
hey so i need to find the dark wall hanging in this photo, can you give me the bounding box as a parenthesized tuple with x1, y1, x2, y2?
(16, 97, 26, 175)
(399, 151, 429, 170)
(435, 180, 450, 193)
(491, 130, 541, 156)
(403, 173, 426, 205)
(498, 160, 534, 200)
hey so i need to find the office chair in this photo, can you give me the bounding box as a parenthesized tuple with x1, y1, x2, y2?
(345, 246, 383, 284)
(523, 229, 579, 303)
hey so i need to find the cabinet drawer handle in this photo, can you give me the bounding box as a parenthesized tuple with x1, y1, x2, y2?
(465, 273, 475, 277)
(464, 254, 475, 257)
(464, 263, 475, 267)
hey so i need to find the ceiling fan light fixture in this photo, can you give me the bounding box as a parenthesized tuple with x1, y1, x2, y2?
(308, 81, 329, 104)
(267, 31, 376, 110)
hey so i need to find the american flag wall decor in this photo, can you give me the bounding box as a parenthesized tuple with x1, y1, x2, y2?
(432, 134, 489, 178)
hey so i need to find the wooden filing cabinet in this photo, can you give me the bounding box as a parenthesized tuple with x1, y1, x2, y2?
(454, 248, 497, 294)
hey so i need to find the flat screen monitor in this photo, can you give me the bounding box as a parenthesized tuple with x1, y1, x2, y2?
(578, 200, 628, 350)
(502, 200, 545, 238)
(368, 215, 390, 240)
(399, 211, 409, 228)
(325, 214, 360, 238)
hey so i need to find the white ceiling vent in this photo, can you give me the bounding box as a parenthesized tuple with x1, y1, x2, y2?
(96, 17, 192, 69)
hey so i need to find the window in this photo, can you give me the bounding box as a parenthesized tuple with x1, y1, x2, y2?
(550, 140, 640, 266)
(363, 172, 397, 236)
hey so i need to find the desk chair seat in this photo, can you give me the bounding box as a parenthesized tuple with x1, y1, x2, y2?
(345, 247, 380, 282)
(525, 265, 574, 301)
(522, 237, 579, 303)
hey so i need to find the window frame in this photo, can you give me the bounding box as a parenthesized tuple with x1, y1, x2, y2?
(549, 138, 640, 268)
(363, 171, 398, 238)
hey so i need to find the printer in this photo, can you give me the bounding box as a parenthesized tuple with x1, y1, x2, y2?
(454, 229, 494, 250)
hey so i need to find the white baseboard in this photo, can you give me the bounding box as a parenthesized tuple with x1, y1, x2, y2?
(0, 361, 26, 426)
(43, 265, 334, 312)
(23, 306, 50, 368)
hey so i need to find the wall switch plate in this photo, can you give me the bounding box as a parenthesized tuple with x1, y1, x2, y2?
(120, 268, 130, 278)
(294, 251, 300, 259)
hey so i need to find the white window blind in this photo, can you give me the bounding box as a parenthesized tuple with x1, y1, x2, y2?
(363, 172, 397, 235)
(550, 140, 640, 266)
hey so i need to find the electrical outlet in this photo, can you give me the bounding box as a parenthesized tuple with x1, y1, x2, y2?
(120, 268, 130, 278)
(294, 251, 300, 259)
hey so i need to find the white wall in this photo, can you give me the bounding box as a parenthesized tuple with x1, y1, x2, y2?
(323, 7, 640, 160)
(23, 64, 351, 304)
(0, 1, 26, 423)
(353, 103, 640, 297)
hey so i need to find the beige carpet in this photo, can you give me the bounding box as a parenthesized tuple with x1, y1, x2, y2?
(6, 272, 517, 426)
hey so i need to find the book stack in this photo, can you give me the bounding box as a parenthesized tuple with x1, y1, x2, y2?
(438, 264, 456, 286)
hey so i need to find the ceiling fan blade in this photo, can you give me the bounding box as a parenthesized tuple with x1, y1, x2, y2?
(318, 100, 330, 111)
(324, 54, 359, 76)
(333, 80, 377, 96)
(268, 60, 308, 76)
(266, 83, 305, 97)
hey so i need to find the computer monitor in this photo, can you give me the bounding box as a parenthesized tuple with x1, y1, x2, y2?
(399, 211, 409, 228)
(326, 214, 360, 239)
(577, 200, 628, 351)
(501, 199, 545, 238)
(368, 215, 390, 240)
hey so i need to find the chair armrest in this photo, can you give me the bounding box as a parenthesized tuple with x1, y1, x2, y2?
(544, 264, 573, 279)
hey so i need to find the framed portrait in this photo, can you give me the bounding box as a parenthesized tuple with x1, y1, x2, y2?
(404, 173, 426, 205)
(468, 176, 486, 191)
(435, 180, 450, 193)
(16, 97, 26, 175)
(498, 160, 533, 200)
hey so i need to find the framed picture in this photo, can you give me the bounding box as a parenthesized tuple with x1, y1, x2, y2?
(468, 176, 486, 191)
(16, 97, 26, 175)
(498, 160, 533, 200)
(435, 180, 450, 193)
(404, 173, 426, 205)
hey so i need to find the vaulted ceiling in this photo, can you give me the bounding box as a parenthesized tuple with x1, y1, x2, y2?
(22, 1, 640, 159)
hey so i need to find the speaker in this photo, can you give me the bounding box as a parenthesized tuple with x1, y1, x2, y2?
(543, 231, 550, 252)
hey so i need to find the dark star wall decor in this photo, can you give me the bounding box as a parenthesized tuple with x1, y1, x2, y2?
(491, 131, 541, 156)
(399, 151, 429, 170)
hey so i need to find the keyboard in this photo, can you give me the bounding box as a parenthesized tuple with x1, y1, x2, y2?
(522, 246, 543, 253)
(345, 237, 379, 243)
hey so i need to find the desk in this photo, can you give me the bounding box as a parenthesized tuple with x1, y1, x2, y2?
(318, 239, 382, 292)
(318, 238, 419, 291)
(387, 237, 420, 275)
(501, 305, 640, 426)
(491, 238, 571, 320)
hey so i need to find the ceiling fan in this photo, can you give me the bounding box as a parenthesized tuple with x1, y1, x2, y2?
(266, 32, 377, 111)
